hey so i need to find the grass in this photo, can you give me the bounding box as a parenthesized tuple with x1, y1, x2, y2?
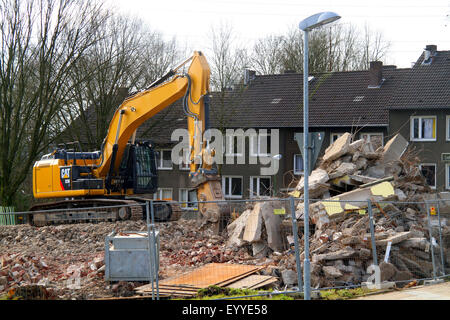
(178, 285, 296, 300)
(319, 287, 375, 300)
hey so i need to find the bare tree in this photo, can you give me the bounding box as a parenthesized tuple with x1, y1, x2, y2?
(251, 23, 390, 75)
(207, 22, 249, 132)
(251, 35, 285, 74)
(0, 0, 108, 207)
(58, 14, 182, 151)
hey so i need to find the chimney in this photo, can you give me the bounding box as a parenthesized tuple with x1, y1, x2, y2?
(368, 61, 383, 88)
(423, 44, 437, 64)
(244, 69, 256, 85)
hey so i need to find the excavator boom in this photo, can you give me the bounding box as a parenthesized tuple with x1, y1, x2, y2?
(32, 51, 228, 231)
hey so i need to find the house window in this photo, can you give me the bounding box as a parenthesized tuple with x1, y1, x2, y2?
(250, 132, 271, 157)
(222, 176, 243, 198)
(179, 150, 190, 171)
(361, 133, 384, 150)
(330, 133, 343, 144)
(410, 116, 436, 141)
(153, 188, 172, 200)
(446, 116, 450, 141)
(419, 164, 436, 189)
(446, 164, 450, 190)
(250, 176, 272, 198)
(294, 154, 304, 175)
(224, 135, 243, 156)
(157, 149, 173, 170)
(179, 188, 198, 210)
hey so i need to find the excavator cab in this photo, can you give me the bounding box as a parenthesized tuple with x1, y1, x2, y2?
(118, 141, 158, 194)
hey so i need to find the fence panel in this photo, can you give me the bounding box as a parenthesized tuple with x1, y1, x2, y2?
(0, 207, 15, 225)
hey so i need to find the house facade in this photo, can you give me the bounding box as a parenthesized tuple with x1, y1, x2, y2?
(148, 60, 409, 204)
(388, 46, 450, 191)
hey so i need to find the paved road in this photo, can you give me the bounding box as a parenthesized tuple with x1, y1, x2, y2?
(355, 282, 450, 300)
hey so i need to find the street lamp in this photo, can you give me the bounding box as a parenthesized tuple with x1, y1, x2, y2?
(299, 11, 340, 301)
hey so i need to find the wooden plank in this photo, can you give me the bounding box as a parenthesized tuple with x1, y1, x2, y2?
(214, 267, 264, 287)
(158, 263, 261, 288)
(226, 275, 277, 290)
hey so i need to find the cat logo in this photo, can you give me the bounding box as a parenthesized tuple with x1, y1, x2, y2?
(60, 167, 71, 191)
(61, 168, 70, 179)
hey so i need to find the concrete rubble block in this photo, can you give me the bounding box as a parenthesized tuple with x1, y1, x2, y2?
(322, 265, 343, 279)
(226, 209, 252, 248)
(328, 162, 357, 180)
(243, 202, 263, 243)
(398, 237, 430, 251)
(359, 248, 372, 259)
(323, 132, 352, 162)
(296, 168, 330, 198)
(363, 163, 386, 178)
(382, 133, 409, 165)
(312, 247, 356, 263)
(252, 241, 269, 258)
(281, 269, 298, 286)
(348, 139, 365, 153)
(375, 231, 415, 246)
(319, 181, 396, 218)
(379, 261, 398, 281)
(354, 157, 368, 170)
(260, 201, 284, 252)
(341, 236, 361, 245)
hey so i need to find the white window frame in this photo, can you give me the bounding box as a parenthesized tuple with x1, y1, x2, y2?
(446, 164, 450, 190)
(249, 176, 272, 198)
(157, 149, 173, 170)
(330, 133, 343, 144)
(222, 176, 243, 199)
(153, 188, 173, 200)
(446, 115, 450, 141)
(419, 163, 436, 189)
(224, 135, 244, 157)
(179, 188, 198, 210)
(250, 132, 271, 157)
(410, 116, 437, 142)
(293, 154, 304, 175)
(178, 149, 190, 171)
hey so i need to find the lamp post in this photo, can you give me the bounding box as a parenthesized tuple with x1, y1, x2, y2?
(299, 11, 340, 301)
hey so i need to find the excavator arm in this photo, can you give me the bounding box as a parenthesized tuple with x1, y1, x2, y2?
(32, 51, 228, 232)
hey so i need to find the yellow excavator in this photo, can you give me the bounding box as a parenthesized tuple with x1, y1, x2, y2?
(31, 51, 228, 232)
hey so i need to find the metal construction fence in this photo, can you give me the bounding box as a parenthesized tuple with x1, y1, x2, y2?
(0, 207, 16, 225)
(0, 196, 448, 300)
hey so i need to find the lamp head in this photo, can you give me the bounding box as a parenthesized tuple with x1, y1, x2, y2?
(299, 12, 341, 31)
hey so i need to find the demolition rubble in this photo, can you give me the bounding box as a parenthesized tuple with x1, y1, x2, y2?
(0, 133, 448, 299)
(225, 133, 449, 288)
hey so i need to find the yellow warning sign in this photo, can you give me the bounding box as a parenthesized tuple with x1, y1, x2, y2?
(273, 208, 286, 215)
(430, 206, 436, 215)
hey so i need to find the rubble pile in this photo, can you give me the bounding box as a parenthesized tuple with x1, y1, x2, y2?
(0, 219, 241, 299)
(291, 132, 450, 287)
(224, 133, 449, 288)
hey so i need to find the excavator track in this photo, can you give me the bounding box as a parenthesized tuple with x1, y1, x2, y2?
(28, 198, 175, 227)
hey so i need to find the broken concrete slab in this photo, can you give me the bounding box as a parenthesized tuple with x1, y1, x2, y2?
(243, 203, 263, 243)
(322, 266, 343, 279)
(226, 209, 252, 247)
(260, 202, 284, 252)
(312, 247, 357, 263)
(375, 231, 415, 246)
(382, 133, 408, 165)
(296, 168, 330, 198)
(317, 181, 396, 218)
(323, 132, 352, 162)
(328, 162, 357, 179)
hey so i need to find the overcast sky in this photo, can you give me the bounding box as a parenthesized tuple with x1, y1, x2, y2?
(110, 0, 450, 68)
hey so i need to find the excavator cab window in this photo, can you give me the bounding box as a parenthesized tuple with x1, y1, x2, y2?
(133, 141, 158, 194)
